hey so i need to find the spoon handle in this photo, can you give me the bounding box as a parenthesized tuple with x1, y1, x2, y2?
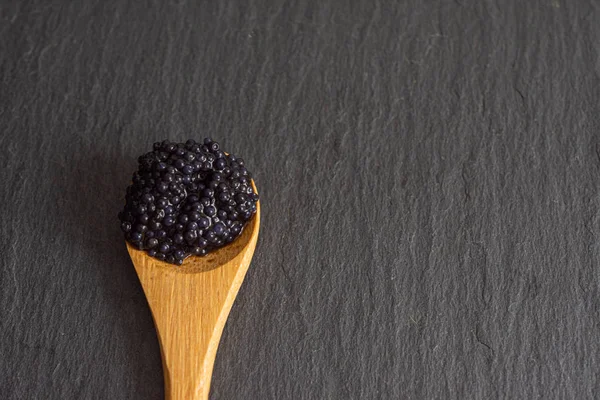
(139, 265, 246, 399)
(132, 251, 256, 400)
(146, 272, 222, 399)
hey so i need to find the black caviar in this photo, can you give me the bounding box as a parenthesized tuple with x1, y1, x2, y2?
(118, 139, 258, 265)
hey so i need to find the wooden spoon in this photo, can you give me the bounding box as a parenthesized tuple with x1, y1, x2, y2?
(126, 181, 260, 400)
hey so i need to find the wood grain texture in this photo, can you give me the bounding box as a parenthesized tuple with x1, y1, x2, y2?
(1, 0, 600, 399)
(127, 192, 259, 400)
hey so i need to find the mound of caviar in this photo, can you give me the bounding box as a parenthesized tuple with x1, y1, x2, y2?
(118, 139, 258, 265)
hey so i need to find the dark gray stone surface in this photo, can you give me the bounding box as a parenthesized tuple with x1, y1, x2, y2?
(2, 1, 600, 399)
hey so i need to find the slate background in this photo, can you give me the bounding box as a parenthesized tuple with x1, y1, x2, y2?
(2, 0, 600, 399)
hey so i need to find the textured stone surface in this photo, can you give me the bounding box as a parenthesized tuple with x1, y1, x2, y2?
(1, 1, 600, 399)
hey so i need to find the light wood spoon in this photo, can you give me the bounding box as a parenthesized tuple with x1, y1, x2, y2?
(126, 181, 260, 400)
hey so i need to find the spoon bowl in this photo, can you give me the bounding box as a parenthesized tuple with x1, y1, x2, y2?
(127, 181, 260, 400)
